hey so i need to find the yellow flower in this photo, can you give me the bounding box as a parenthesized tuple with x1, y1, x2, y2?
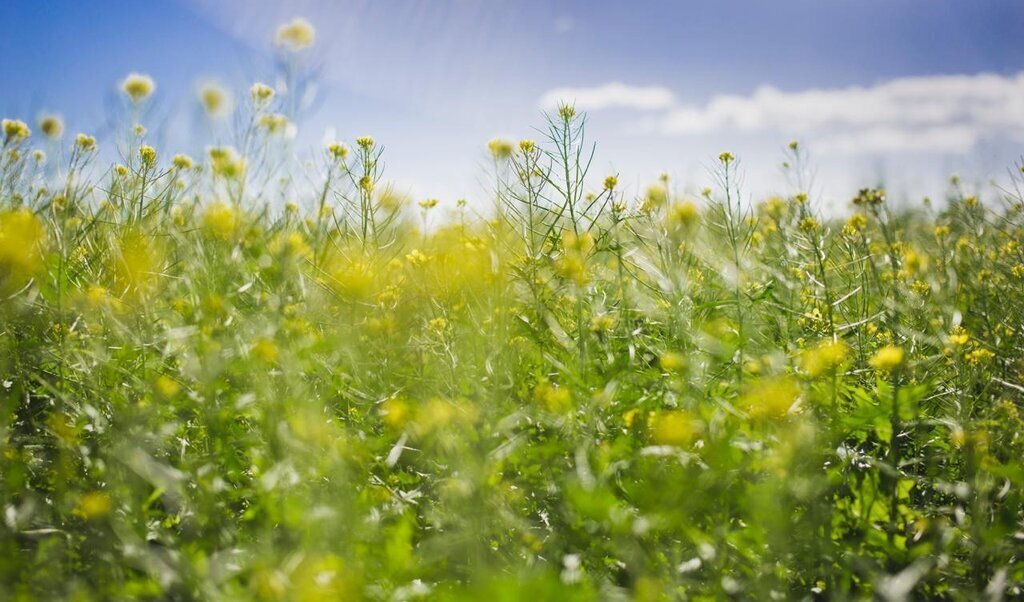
(74, 491, 112, 520)
(641, 184, 667, 211)
(589, 313, 616, 333)
(0, 210, 46, 287)
(257, 113, 290, 134)
(356, 136, 375, 150)
(75, 133, 96, 152)
(250, 82, 275, 108)
(798, 217, 819, 233)
(208, 146, 245, 179)
(202, 202, 238, 240)
(139, 145, 157, 168)
(534, 381, 572, 413)
(121, 73, 155, 103)
(799, 340, 849, 378)
(252, 338, 279, 363)
(275, 17, 316, 51)
(518, 139, 536, 154)
(2, 118, 30, 143)
(869, 345, 904, 372)
(659, 351, 687, 373)
(154, 375, 181, 399)
(38, 114, 63, 138)
(487, 138, 514, 160)
(557, 103, 576, 121)
(965, 348, 994, 365)
(666, 201, 699, 230)
(650, 410, 697, 446)
(172, 153, 193, 170)
(198, 81, 232, 118)
(327, 142, 349, 161)
(740, 376, 801, 419)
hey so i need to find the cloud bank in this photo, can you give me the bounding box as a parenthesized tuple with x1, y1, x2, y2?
(541, 72, 1024, 154)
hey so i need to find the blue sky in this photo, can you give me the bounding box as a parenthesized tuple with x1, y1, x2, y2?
(3, 0, 1024, 208)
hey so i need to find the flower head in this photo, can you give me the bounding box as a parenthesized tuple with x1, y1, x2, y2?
(869, 345, 904, 372)
(39, 114, 63, 138)
(275, 17, 316, 51)
(487, 138, 513, 160)
(250, 82, 275, 108)
(139, 145, 157, 168)
(75, 133, 96, 152)
(121, 73, 156, 103)
(198, 81, 232, 118)
(2, 119, 30, 143)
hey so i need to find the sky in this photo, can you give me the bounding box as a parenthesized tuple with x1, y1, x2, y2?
(3, 0, 1024, 211)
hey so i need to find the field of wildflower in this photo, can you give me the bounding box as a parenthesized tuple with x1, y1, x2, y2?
(2, 17, 1024, 602)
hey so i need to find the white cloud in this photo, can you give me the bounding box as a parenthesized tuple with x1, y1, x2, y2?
(553, 72, 1024, 154)
(539, 82, 677, 112)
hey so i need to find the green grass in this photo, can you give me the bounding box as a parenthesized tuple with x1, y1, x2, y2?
(2, 84, 1024, 600)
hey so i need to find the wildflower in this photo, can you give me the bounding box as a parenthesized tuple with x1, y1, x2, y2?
(428, 317, 448, 332)
(534, 380, 572, 413)
(327, 142, 348, 161)
(641, 184, 667, 211)
(557, 103, 576, 121)
(852, 187, 885, 206)
(356, 136, 375, 150)
(138, 145, 157, 168)
(258, 113, 289, 134)
(381, 398, 410, 429)
(275, 17, 316, 51)
(800, 340, 849, 378)
(589, 313, 616, 333)
(487, 138, 513, 160)
(798, 217, 819, 233)
(202, 202, 237, 240)
(32, 150, 45, 164)
(659, 351, 687, 373)
(358, 175, 374, 193)
(405, 249, 428, 266)
(198, 81, 232, 118)
(250, 82, 275, 108)
(518, 139, 536, 154)
(964, 195, 979, 208)
(120, 73, 155, 103)
(788, 140, 799, 151)
(154, 375, 181, 399)
(0, 209, 46, 285)
(902, 249, 927, 274)
(719, 151, 735, 164)
(74, 492, 112, 520)
(208, 146, 245, 179)
(934, 225, 950, 238)
(2, 119, 30, 143)
(252, 338, 279, 363)
(418, 198, 439, 210)
(740, 376, 800, 419)
(114, 164, 129, 177)
(869, 345, 904, 372)
(172, 153, 193, 170)
(947, 327, 969, 347)
(38, 114, 63, 138)
(75, 133, 96, 152)
(794, 192, 808, 204)
(965, 348, 994, 365)
(650, 410, 697, 446)
(604, 175, 618, 190)
(666, 200, 699, 230)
